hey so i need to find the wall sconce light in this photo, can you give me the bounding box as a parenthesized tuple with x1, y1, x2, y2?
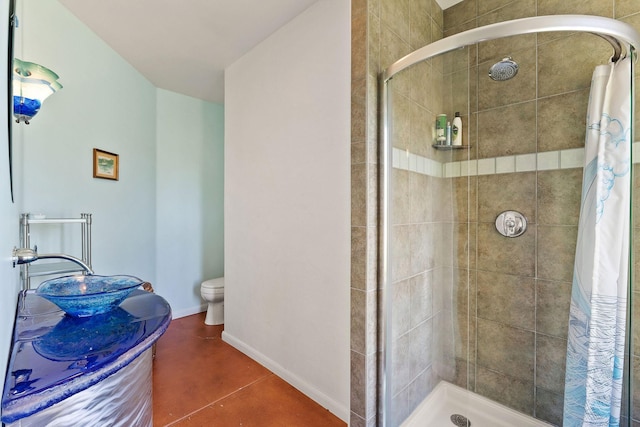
(12, 58, 62, 124)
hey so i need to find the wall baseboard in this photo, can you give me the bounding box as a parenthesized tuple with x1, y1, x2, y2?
(221, 331, 349, 423)
(171, 303, 207, 320)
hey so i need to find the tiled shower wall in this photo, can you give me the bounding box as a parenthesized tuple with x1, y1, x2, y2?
(351, 1, 640, 427)
(443, 0, 640, 425)
(350, 0, 446, 426)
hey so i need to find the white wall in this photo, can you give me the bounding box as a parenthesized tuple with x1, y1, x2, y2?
(156, 89, 224, 317)
(223, 0, 350, 421)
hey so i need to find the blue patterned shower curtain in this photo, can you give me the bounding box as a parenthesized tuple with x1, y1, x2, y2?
(563, 57, 632, 427)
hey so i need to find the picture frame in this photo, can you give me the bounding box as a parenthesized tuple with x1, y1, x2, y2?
(93, 148, 119, 180)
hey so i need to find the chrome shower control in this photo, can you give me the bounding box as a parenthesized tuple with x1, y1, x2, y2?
(495, 210, 527, 238)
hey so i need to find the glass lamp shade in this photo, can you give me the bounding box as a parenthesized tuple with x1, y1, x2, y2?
(13, 58, 62, 123)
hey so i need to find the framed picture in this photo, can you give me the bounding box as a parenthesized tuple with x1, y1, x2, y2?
(93, 148, 119, 180)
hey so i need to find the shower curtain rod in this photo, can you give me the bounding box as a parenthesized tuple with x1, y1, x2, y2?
(383, 15, 640, 82)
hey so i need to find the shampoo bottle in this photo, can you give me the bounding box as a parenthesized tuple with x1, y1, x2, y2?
(452, 112, 462, 146)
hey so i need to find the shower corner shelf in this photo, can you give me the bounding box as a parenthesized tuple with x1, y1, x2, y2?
(432, 144, 472, 151)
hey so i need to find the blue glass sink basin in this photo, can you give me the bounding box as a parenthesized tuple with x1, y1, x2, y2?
(35, 275, 144, 317)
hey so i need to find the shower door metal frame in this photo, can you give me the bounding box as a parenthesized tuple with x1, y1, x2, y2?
(379, 14, 640, 427)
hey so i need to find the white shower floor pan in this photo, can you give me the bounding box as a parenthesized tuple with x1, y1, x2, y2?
(401, 381, 555, 427)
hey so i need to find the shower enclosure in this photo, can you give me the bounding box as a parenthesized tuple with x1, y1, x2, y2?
(379, 15, 640, 427)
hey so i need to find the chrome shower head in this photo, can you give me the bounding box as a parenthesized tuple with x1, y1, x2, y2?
(488, 57, 519, 81)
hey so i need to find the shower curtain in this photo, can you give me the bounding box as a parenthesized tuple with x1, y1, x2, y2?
(563, 57, 632, 427)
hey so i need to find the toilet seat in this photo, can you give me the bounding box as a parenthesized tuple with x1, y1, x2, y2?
(202, 278, 224, 289)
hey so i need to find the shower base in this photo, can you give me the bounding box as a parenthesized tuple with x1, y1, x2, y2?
(401, 381, 554, 427)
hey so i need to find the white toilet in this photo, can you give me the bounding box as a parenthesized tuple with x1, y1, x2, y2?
(200, 277, 224, 325)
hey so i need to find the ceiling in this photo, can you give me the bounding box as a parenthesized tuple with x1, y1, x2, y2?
(59, 0, 462, 104)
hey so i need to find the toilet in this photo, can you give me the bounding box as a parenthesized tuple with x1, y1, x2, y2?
(200, 277, 224, 325)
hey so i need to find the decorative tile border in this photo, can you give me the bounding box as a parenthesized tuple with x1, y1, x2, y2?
(393, 142, 640, 178)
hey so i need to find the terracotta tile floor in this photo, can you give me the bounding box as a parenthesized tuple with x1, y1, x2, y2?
(152, 312, 346, 426)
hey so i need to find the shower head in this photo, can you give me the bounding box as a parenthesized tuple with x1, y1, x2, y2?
(488, 57, 519, 81)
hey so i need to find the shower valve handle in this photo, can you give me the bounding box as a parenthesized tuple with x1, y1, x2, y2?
(495, 211, 527, 238)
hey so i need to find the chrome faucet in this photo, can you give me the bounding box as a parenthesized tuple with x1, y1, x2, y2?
(12, 247, 94, 275)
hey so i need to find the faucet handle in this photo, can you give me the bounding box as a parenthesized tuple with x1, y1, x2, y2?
(12, 247, 38, 267)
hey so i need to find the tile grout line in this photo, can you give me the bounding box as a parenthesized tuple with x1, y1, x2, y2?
(162, 372, 275, 427)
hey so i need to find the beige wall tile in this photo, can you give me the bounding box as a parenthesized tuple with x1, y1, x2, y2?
(352, 8, 368, 82)
(350, 351, 367, 418)
(477, 222, 536, 276)
(392, 225, 412, 281)
(453, 175, 477, 222)
(392, 169, 410, 225)
(410, 271, 433, 326)
(477, 318, 535, 382)
(537, 168, 582, 226)
(475, 366, 535, 414)
(636, 228, 640, 293)
(409, 101, 433, 157)
(456, 222, 477, 270)
(538, 32, 611, 98)
(410, 7, 432, 49)
(409, 60, 432, 111)
(536, 334, 567, 394)
(535, 388, 564, 426)
(477, 0, 515, 16)
(477, 100, 536, 158)
(380, 26, 412, 93)
(443, 44, 473, 75)
(410, 172, 433, 223)
(391, 91, 411, 150)
(431, 0, 444, 30)
(433, 176, 454, 222)
(444, 0, 477, 30)
(616, 0, 640, 17)
(352, 78, 367, 144)
(450, 67, 471, 115)
(477, 171, 536, 223)
(477, 270, 535, 330)
(538, 88, 590, 152)
(410, 223, 437, 275)
(352, 227, 368, 290)
(352, 142, 366, 165)
(634, 293, 640, 357)
(352, 164, 368, 227)
(367, 75, 380, 150)
(454, 270, 477, 359)
(392, 279, 412, 338)
(381, 0, 412, 43)
(633, 356, 640, 420)
(392, 334, 412, 395)
(409, 319, 433, 377)
(351, 289, 378, 355)
(538, 0, 613, 17)
(368, 12, 380, 77)
(537, 225, 578, 282)
(412, 0, 432, 15)
(351, 289, 368, 353)
(476, 0, 536, 63)
(537, 279, 571, 339)
(443, 17, 478, 38)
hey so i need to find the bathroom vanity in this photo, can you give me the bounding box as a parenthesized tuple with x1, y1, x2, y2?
(1, 289, 171, 426)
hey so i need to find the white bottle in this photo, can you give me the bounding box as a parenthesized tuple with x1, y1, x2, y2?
(452, 112, 463, 146)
